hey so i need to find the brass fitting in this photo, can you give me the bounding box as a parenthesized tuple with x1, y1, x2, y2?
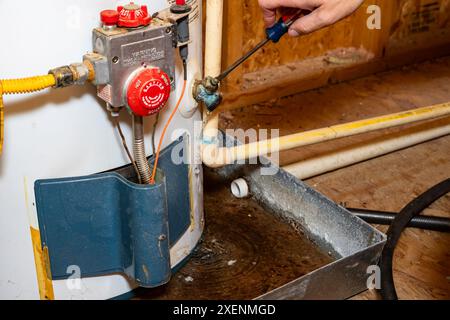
(69, 63, 90, 85)
(48, 62, 92, 88)
(48, 66, 74, 88)
(193, 76, 222, 113)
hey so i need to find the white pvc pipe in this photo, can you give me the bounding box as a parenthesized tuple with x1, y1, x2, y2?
(199, 0, 450, 173)
(202, 102, 450, 167)
(204, 0, 223, 78)
(283, 117, 450, 180)
(231, 178, 250, 198)
(203, 0, 223, 142)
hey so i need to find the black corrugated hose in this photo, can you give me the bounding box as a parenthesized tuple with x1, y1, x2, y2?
(362, 179, 450, 300)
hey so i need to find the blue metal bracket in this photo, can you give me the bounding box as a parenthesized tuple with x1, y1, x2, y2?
(34, 137, 193, 288)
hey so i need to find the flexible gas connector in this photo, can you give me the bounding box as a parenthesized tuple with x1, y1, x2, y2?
(132, 115, 153, 184)
(0, 82, 4, 155)
(0, 75, 56, 154)
(1, 75, 56, 94)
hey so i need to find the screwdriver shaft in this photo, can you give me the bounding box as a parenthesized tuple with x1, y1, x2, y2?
(216, 38, 270, 82)
(215, 11, 303, 83)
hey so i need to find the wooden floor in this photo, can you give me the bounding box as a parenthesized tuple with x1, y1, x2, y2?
(219, 56, 450, 300)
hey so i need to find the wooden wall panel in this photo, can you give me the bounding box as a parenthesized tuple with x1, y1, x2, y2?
(215, 0, 450, 110)
(387, 0, 450, 55)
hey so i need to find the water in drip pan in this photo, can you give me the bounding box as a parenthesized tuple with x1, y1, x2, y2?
(136, 179, 334, 300)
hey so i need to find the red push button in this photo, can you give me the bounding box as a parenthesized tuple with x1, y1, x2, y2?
(100, 10, 120, 26)
(127, 68, 171, 117)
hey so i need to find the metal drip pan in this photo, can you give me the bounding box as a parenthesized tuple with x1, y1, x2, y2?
(136, 137, 386, 300)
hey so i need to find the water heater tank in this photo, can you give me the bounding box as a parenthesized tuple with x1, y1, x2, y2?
(0, 0, 204, 300)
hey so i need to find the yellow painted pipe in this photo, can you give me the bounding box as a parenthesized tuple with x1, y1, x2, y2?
(202, 102, 450, 168)
(283, 116, 450, 180)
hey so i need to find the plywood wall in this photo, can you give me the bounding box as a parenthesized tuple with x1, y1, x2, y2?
(214, 0, 450, 110)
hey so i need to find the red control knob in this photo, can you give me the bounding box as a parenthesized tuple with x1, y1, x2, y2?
(117, 2, 151, 28)
(100, 10, 120, 26)
(127, 68, 171, 117)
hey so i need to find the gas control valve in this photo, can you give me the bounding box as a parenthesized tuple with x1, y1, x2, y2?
(83, 2, 191, 117)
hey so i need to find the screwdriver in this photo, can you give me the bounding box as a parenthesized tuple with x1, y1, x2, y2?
(215, 10, 304, 83)
(195, 10, 304, 112)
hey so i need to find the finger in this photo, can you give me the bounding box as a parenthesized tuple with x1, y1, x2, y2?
(279, 6, 302, 18)
(288, 7, 332, 36)
(259, 0, 322, 10)
(261, 6, 277, 27)
(279, 6, 300, 15)
(258, 0, 323, 27)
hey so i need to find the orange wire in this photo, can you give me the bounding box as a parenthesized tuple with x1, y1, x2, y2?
(150, 80, 187, 184)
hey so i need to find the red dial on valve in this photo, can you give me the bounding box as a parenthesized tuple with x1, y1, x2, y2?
(117, 2, 151, 28)
(127, 68, 171, 117)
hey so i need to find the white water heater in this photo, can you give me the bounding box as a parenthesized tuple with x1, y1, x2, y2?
(0, 0, 204, 300)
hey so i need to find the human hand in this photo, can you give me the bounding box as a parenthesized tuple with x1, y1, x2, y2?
(258, 0, 364, 36)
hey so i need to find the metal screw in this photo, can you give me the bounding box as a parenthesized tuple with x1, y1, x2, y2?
(159, 234, 167, 241)
(165, 27, 172, 34)
(112, 56, 120, 64)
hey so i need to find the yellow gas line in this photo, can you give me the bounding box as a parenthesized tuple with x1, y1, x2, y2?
(0, 76, 57, 298)
(202, 102, 450, 168)
(0, 75, 56, 155)
(1, 75, 56, 94)
(0, 82, 4, 155)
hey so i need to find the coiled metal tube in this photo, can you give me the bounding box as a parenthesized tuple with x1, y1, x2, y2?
(132, 115, 152, 184)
